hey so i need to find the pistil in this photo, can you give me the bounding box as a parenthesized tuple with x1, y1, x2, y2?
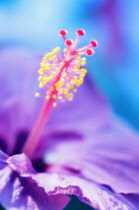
(22, 29, 97, 159)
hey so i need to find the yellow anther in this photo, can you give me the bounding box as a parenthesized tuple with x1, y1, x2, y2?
(38, 76, 43, 81)
(60, 78, 65, 83)
(71, 80, 75, 85)
(58, 96, 63, 100)
(80, 77, 85, 81)
(53, 102, 57, 107)
(50, 87, 54, 91)
(52, 95, 57, 98)
(82, 57, 86, 61)
(38, 68, 44, 75)
(81, 69, 87, 73)
(81, 72, 85, 76)
(51, 52, 55, 56)
(52, 71, 57, 75)
(59, 89, 63, 94)
(78, 79, 83, 85)
(39, 82, 44, 88)
(43, 57, 47, 62)
(42, 75, 46, 79)
(45, 63, 50, 67)
(55, 68, 59, 71)
(60, 62, 64, 66)
(57, 47, 60, 51)
(45, 53, 51, 58)
(73, 76, 78, 81)
(35, 92, 40, 97)
(47, 91, 50, 94)
(55, 47, 60, 52)
(63, 73, 67, 77)
(42, 80, 47, 85)
(46, 95, 50, 99)
(56, 87, 60, 91)
(44, 55, 48, 59)
(73, 89, 77, 92)
(40, 63, 45, 68)
(81, 62, 86, 66)
(55, 81, 63, 88)
(48, 76, 53, 81)
(76, 56, 81, 60)
(75, 64, 80, 68)
(68, 85, 73, 89)
(64, 89, 68, 94)
(80, 73, 85, 78)
(76, 81, 82, 86)
(74, 69, 79, 73)
(45, 67, 50, 70)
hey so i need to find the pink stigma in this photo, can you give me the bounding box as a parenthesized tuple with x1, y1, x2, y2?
(65, 39, 73, 46)
(86, 49, 94, 56)
(90, 40, 98, 48)
(76, 29, 85, 36)
(59, 30, 67, 36)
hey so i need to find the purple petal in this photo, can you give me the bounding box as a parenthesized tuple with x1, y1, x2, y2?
(0, 48, 42, 153)
(0, 150, 70, 210)
(46, 118, 139, 195)
(5, 153, 137, 210)
(123, 194, 139, 210)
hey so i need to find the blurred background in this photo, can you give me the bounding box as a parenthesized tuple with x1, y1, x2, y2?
(0, 0, 139, 131)
(0, 0, 139, 209)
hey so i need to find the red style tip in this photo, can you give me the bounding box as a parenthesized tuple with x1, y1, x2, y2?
(76, 29, 85, 36)
(86, 49, 94, 56)
(90, 40, 98, 47)
(59, 30, 67, 36)
(65, 39, 73, 46)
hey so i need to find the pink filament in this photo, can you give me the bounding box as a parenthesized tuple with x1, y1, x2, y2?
(22, 64, 66, 159)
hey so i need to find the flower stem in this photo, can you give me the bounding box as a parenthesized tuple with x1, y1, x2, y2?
(22, 64, 66, 159)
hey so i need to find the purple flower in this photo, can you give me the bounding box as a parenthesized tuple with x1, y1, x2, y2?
(0, 42, 139, 210)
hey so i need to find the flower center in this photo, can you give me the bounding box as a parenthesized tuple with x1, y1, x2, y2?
(22, 29, 97, 159)
(35, 29, 98, 107)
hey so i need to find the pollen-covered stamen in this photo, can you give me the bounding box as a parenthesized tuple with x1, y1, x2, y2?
(36, 29, 98, 106)
(36, 49, 88, 104)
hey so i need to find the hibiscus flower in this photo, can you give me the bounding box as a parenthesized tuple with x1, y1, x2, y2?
(0, 30, 139, 210)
